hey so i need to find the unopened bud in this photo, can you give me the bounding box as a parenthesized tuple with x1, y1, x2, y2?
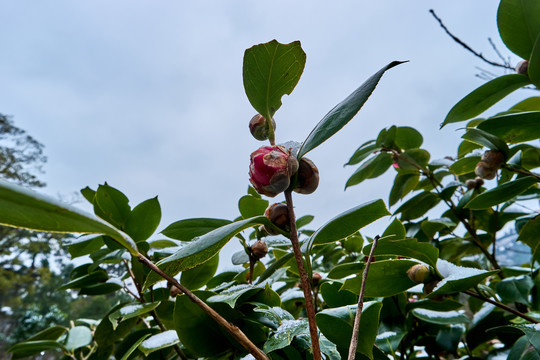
(465, 179, 476, 190)
(407, 264, 432, 284)
(312, 272, 322, 286)
(475, 150, 505, 180)
(293, 158, 319, 195)
(515, 60, 529, 75)
(249, 145, 299, 197)
(264, 203, 290, 235)
(249, 114, 277, 141)
(251, 240, 268, 259)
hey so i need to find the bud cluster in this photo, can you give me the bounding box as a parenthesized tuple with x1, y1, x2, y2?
(475, 150, 505, 180)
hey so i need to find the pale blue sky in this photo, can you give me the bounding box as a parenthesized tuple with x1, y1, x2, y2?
(0, 2, 528, 251)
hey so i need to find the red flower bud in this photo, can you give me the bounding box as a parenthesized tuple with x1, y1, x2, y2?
(249, 145, 299, 197)
(249, 114, 276, 141)
(264, 203, 290, 235)
(293, 158, 319, 195)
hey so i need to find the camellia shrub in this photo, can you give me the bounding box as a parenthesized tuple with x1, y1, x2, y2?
(4, 0, 540, 359)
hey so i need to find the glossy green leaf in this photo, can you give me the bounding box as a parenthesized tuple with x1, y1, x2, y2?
(238, 195, 269, 219)
(256, 252, 294, 284)
(396, 149, 430, 172)
(8, 341, 64, 359)
(429, 259, 499, 297)
(522, 147, 540, 170)
(124, 197, 161, 241)
(389, 173, 420, 206)
(497, 0, 540, 59)
(327, 262, 363, 279)
(26, 326, 67, 342)
(58, 270, 108, 290)
(345, 153, 393, 188)
(449, 156, 481, 175)
(320, 281, 358, 307)
(79, 279, 123, 295)
(496, 275, 534, 305)
(395, 126, 423, 150)
(64, 326, 92, 351)
(465, 177, 538, 209)
(462, 127, 510, 155)
(296, 214, 314, 229)
(510, 97, 540, 112)
(297, 61, 405, 159)
(442, 74, 531, 126)
(477, 112, 540, 144)
(511, 324, 540, 352)
(80, 186, 96, 204)
(342, 259, 418, 297)
(109, 301, 161, 330)
(382, 218, 406, 240)
(405, 298, 464, 312)
(458, 139, 482, 158)
(517, 215, 540, 260)
(363, 238, 439, 268)
(145, 216, 268, 289)
(394, 191, 440, 221)
(68, 235, 105, 258)
(181, 253, 219, 290)
(411, 309, 470, 325)
(345, 141, 379, 166)
(207, 284, 262, 308)
(95, 183, 131, 228)
(139, 330, 179, 356)
(263, 319, 309, 353)
(309, 199, 390, 245)
(316, 301, 382, 358)
(161, 218, 231, 241)
(243, 40, 306, 130)
(119, 333, 152, 360)
(0, 180, 138, 255)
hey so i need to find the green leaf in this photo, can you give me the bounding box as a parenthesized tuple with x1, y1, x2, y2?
(320, 281, 358, 307)
(429, 259, 499, 297)
(181, 253, 219, 290)
(382, 218, 406, 240)
(58, 270, 108, 290)
(477, 112, 540, 144)
(462, 127, 510, 155)
(394, 191, 440, 221)
(0, 180, 138, 255)
(465, 177, 538, 209)
(207, 284, 262, 308)
(26, 326, 67, 341)
(8, 341, 64, 359)
(316, 301, 382, 358)
(64, 326, 92, 351)
(442, 74, 531, 126)
(345, 153, 393, 188)
(296, 215, 314, 229)
(161, 218, 231, 241)
(411, 309, 470, 325)
(145, 216, 268, 289)
(139, 330, 179, 356)
(327, 262, 363, 279)
(449, 156, 481, 175)
(238, 195, 269, 219)
(109, 301, 161, 330)
(517, 215, 540, 260)
(510, 97, 540, 112)
(496, 275, 534, 305)
(342, 259, 418, 297)
(395, 126, 423, 150)
(497, 0, 540, 59)
(95, 183, 131, 228)
(124, 197, 161, 241)
(263, 319, 309, 353)
(510, 324, 540, 353)
(396, 149, 430, 172)
(79, 279, 123, 295)
(68, 235, 105, 258)
(345, 141, 379, 166)
(363, 238, 439, 268)
(297, 61, 406, 159)
(243, 40, 306, 133)
(522, 147, 540, 170)
(256, 252, 294, 284)
(119, 333, 152, 360)
(389, 173, 419, 206)
(405, 298, 464, 312)
(309, 199, 390, 245)
(80, 186, 96, 204)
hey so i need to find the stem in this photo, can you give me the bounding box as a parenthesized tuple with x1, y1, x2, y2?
(348, 235, 380, 360)
(504, 165, 540, 181)
(284, 190, 321, 360)
(138, 254, 269, 360)
(463, 290, 539, 323)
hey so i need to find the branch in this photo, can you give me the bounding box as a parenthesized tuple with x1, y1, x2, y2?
(429, 9, 514, 70)
(464, 290, 539, 323)
(348, 235, 379, 360)
(137, 254, 269, 360)
(284, 190, 321, 360)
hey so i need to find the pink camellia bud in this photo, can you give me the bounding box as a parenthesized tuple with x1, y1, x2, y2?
(249, 145, 299, 197)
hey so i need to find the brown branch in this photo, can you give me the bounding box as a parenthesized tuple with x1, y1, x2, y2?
(138, 254, 269, 360)
(348, 235, 380, 360)
(464, 290, 539, 323)
(284, 190, 321, 360)
(429, 9, 514, 70)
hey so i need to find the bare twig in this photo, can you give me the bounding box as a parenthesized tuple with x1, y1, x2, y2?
(348, 235, 380, 360)
(284, 190, 321, 360)
(138, 254, 269, 360)
(464, 290, 539, 323)
(429, 9, 514, 70)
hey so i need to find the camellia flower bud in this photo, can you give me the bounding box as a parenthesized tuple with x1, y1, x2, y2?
(249, 145, 299, 197)
(475, 150, 505, 180)
(293, 158, 320, 194)
(515, 60, 529, 75)
(264, 203, 290, 235)
(312, 272, 322, 286)
(407, 264, 433, 284)
(170, 285, 183, 297)
(251, 240, 268, 259)
(465, 179, 477, 191)
(249, 114, 277, 141)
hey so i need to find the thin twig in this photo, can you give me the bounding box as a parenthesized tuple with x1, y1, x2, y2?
(348, 235, 380, 360)
(284, 190, 321, 360)
(138, 254, 269, 360)
(464, 290, 539, 323)
(429, 9, 514, 70)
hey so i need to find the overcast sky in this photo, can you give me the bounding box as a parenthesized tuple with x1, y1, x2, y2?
(0, 2, 529, 262)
